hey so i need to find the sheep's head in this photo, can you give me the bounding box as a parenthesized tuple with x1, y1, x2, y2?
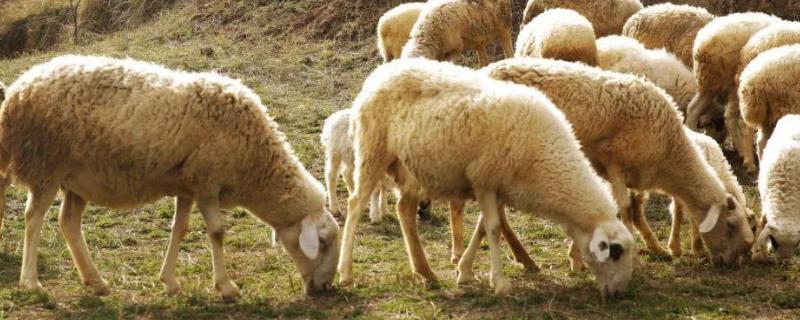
(696, 195, 755, 265)
(276, 208, 340, 295)
(686, 91, 725, 132)
(580, 220, 634, 298)
(754, 223, 800, 261)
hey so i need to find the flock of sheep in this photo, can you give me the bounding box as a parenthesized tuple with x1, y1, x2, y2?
(0, 0, 798, 303)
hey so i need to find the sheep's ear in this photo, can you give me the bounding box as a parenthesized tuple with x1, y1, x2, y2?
(699, 205, 721, 233)
(590, 228, 610, 263)
(299, 216, 320, 260)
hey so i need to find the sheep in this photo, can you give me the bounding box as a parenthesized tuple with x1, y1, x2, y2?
(751, 115, 800, 262)
(377, 2, 425, 63)
(401, 0, 514, 66)
(522, 0, 643, 37)
(685, 12, 781, 174)
(739, 44, 800, 161)
(660, 129, 756, 258)
(0, 55, 340, 300)
(515, 8, 597, 66)
(621, 3, 714, 68)
(482, 58, 755, 265)
(339, 58, 635, 297)
(321, 108, 391, 223)
(595, 35, 696, 111)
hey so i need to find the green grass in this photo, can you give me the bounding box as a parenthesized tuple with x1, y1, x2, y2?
(1, 1, 800, 319)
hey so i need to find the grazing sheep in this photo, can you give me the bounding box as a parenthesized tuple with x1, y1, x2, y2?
(522, 0, 643, 37)
(401, 0, 514, 66)
(595, 35, 696, 110)
(751, 115, 800, 262)
(686, 12, 781, 174)
(662, 129, 756, 258)
(622, 3, 714, 68)
(482, 58, 755, 264)
(739, 44, 800, 160)
(321, 108, 391, 223)
(515, 8, 597, 66)
(377, 2, 425, 63)
(0, 55, 339, 299)
(339, 58, 634, 297)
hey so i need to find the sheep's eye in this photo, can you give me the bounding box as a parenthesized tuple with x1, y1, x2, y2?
(768, 235, 780, 249)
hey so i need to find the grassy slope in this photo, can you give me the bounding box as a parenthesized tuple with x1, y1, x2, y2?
(0, 1, 799, 319)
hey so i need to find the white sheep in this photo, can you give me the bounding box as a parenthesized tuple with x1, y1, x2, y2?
(739, 44, 800, 160)
(661, 129, 756, 258)
(482, 58, 755, 264)
(0, 55, 340, 300)
(522, 0, 643, 37)
(401, 0, 514, 66)
(377, 2, 425, 63)
(621, 3, 714, 68)
(339, 58, 635, 297)
(595, 35, 696, 111)
(685, 12, 781, 174)
(751, 115, 800, 262)
(515, 8, 597, 66)
(321, 108, 391, 223)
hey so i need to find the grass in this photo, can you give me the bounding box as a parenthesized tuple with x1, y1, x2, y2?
(0, 0, 800, 318)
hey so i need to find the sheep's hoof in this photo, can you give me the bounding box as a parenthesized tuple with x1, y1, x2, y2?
(216, 280, 240, 301)
(490, 275, 511, 296)
(338, 275, 354, 287)
(456, 269, 475, 285)
(84, 278, 111, 296)
(669, 245, 682, 257)
(691, 248, 706, 259)
(450, 253, 462, 265)
(163, 281, 182, 296)
(518, 260, 540, 274)
(423, 279, 441, 290)
(19, 279, 43, 292)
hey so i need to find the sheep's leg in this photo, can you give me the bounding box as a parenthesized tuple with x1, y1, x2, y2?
(197, 191, 239, 300)
(368, 187, 383, 224)
(325, 155, 342, 215)
(396, 193, 439, 287)
(159, 197, 192, 295)
(343, 164, 355, 195)
(668, 200, 684, 257)
(476, 46, 490, 67)
(19, 185, 59, 291)
(568, 239, 584, 271)
(379, 187, 390, 219)
(59, 191, 110, 296)
(686, 91, 714, 130)
(475, 191, 510, 295)
(725, 97, 744, 161)
(0, 175, 9, 235)
(741, 125, 757, 174)
(606, 166, 632, 231)
(757, 126, 774, 161)
(448, 200, 465, 264)
(338, 171, 380, 285)
(499, 205, 539, 273)
(689, 218, 706, 259)
(751, 216, 769, 262)
(631, 192, 669, 256)
(499, 29, 514, 58)
(456, 214, 484, 285)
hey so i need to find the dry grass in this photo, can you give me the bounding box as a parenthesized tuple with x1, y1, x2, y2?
(0, 0, 799, 319)
(79, 0, 177, 33)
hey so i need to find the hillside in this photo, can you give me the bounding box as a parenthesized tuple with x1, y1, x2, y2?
(0, 1, 799, 319)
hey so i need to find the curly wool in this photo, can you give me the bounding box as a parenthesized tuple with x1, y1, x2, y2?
(377, 2, 425, 62)
(401, 0, 512, 61)
(515, 8, 597, 66)
(522, 0, 642, 37)
(739, 45, 800, 141)
(596, 35, 696, 110)
(739, 21, 800, 81)
(0, 55, 326, 229)
(622, 3, 714, 67)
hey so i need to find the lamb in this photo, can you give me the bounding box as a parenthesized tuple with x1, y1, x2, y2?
(621, 3, 714, 68)
(377, 2, 425, 63)
(482, 58, 754, 265)
(522, 0, 643, 37)
(515, 8, 597, 66)
(0, 55, 340, 300)
(595, 35, 696, 110)
(751, 115, 800, 262)
(739, 44, 800, 160)
(321, 108, 390, 223)
(401, 0, 514, 66)
(685, 12, 781, 174)
(339, 58, 635, 297)
(663, 129, 756, 258)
